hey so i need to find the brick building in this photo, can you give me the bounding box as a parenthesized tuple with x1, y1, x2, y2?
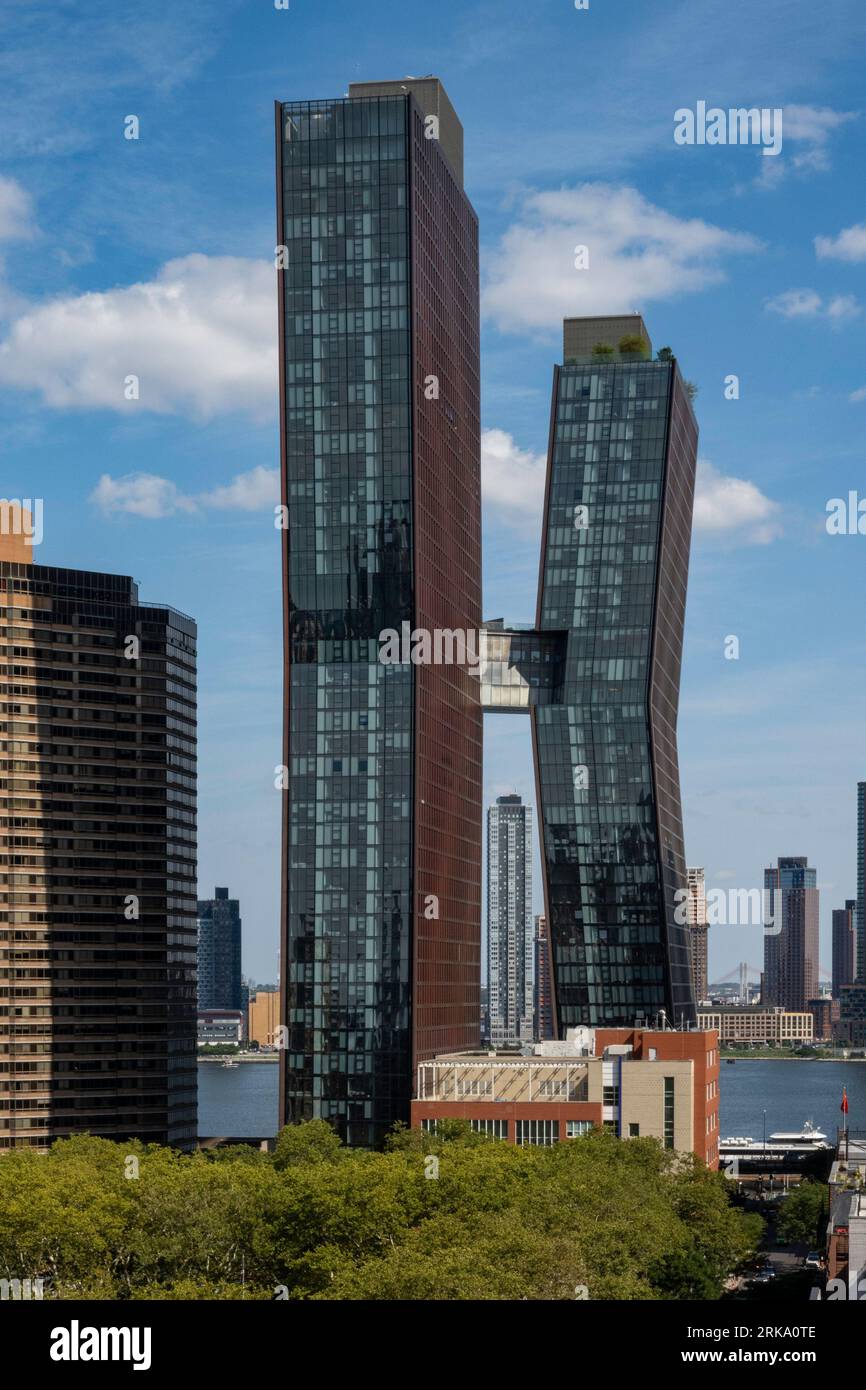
(411, 1027, 719, 1168)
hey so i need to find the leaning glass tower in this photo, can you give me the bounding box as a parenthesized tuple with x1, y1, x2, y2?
(531, 316, 698, 1029)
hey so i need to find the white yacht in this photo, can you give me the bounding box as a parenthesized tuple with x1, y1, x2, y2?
(720, 1120, 830, 1166)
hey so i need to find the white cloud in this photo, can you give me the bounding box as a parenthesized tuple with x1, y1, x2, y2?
(91, 473, 196, 520)
(0, 177, 38, 320)
(482, 184, 759, 336)
(91, 466, 279, 518)
(765, 288, 860, 321)
(827, 295, 860, 320)
(0, 254, 276, 419)
(752, 105, 856, 189)
(765, 288, 821, 317)
(0, 176, 35, 242)
(849, 387, 866, 403)
(481, 431, 779, 547)
(815, 220, 866, 263)
(481, 428, 547, 532)
(201, 466, 280, 511)
(693, 460, 781, 544)
(783, 104, 857, 144)
(779, 104, 856, 171)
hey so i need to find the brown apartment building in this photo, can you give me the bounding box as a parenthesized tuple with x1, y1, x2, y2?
(0, 526, 197, 1149)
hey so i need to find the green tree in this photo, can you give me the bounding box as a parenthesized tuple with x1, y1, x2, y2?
(618, 333, 649, 357)
(0, 1122, 764, 1302)
(777, 1180, 828, 1245)
(272, 1120, 344, 1170)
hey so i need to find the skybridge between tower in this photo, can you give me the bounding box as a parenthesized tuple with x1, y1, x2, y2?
(480, 621, 567, 711)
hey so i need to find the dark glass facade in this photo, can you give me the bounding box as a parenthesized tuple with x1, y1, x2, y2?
(197, 886, 242, 1011)
(0, 560, 197, 1149)
(533, 914, 555, 1041)
(531, 321, 698, 1029)
(763, 856, 819, 1012)
(858, 782, 865, 981)
(276, 80, 480, 1146)
(833, 898, 856, 998)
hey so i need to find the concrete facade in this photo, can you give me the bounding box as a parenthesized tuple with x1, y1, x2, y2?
(698, 1006, 814, 1044)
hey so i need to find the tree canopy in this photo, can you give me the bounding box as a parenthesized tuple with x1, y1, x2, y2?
(0, 1122, 761, 1301)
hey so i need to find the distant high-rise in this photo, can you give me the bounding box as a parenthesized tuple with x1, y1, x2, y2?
(858, 783, 866, 978)
(533, 914, 555, 1041)
(838, 788, 866, 1043)
(197, 887, 242, 1011)
(276, 77, 481, 1145)
(487, 796, 533, 1046)
(0, 539, 197, 1150)
(685, 867, 709, 1003)
(763, 857, 819, 1012)
(248, 989, 279, 1048)
(833, 899, 857, 998)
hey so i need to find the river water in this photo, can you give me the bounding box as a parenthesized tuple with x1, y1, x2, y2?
(196, 1058, 863, 1143)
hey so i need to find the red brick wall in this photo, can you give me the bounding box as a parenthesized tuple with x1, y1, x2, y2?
(594, 1028, 719, 1168)
(410, 1099, 602, 1143)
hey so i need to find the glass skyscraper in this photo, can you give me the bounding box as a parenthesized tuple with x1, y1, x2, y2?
(838, 787, 866, 1043)
(857, 782, 865, 978)
(487, 795, 533, 1046)
(686, 866, 709, 1003)
(197, 886, 242, 1011)
(531, 316, 698, 1030)
(832, 899, 856, 998)
(276, 78, 481, 1145)
(762, 856, 819, 1012)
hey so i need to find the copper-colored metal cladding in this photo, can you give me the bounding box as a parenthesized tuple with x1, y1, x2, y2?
(408, 98, 482, 1069)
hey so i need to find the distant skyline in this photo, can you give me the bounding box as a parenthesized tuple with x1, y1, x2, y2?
(2, 0, 866, 983)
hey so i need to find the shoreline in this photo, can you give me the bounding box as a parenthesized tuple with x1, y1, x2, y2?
(722, 1055, 864, 1063)
(197, 1054, 279, 1064)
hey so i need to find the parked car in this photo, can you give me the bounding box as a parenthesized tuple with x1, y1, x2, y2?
(804, 1252, 823, 1270)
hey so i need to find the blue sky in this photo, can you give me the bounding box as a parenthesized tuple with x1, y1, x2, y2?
(1, 0, 865, 986)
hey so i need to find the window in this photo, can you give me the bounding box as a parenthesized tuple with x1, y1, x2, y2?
(539, 1078, 567, 1099)
(603, 1085, 620, 1107)
(663, 1076, 675, 1149)
(458, 1076, 491, 1098)
(469, 1118, 507, 1139)
(566, 1120, 592, 1138)
(516, 1119, 559, 1146)
(628, 1122, 640, 1137)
